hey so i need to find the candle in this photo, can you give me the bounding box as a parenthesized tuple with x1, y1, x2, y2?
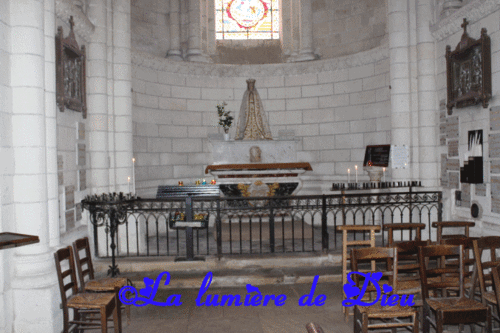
(355, 165, 358, 183)
(348, 168, 350, 183)
(383, 167, 386, 183)
(132, 157, 136, 193)
(128, 176, 131, 193)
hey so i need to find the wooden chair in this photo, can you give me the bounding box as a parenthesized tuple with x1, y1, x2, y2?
(489, 263, 500, 325)
(418, 244, 491, 333)
(394, 240, 428, 296)
(73, 237, 130, 324)
(384, 223, 426, 246)
(441, 236, 478, 298)
(351, 246, 419, 333)
(432, 221, 475, 243)
(54, 246, 122, 333)
(473, 236, 500, 325)
(337, 225, 381, 321)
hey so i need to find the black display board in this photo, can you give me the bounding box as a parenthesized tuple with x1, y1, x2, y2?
(363, 145, 391, 167)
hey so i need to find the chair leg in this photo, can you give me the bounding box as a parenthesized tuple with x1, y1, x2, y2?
(100, 306, 108, 333)
(423, 304, 430, 333)
(114, 296, 122, 333)
(436, 311, 443, 333)
(125, 304, 131, 325)
(413, 312, 419, 333)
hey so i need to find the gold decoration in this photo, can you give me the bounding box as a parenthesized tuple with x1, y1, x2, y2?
(235, 79, 273, 140)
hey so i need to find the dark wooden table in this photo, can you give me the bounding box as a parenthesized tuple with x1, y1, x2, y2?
(0, 232, 39, 250)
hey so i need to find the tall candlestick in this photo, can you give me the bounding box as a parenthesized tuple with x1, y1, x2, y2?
(355, 165, 358, 183)
(348, 168, 350, 183)
(132, 157, 136, 193)
(128, 176, 131, 193)
(383, 167, 386, 183)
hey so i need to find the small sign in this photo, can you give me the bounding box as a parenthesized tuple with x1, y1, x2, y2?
(77, 122, 85, 140)
(75, 203, 82, 221)
(171, 221, 203, 228)
(65, 210, 75, 230)
(65, 185, 75, 210)
(77, 144, 86, 166)
(363, 145, 390, 167)
(79, 169, 86, 191)
(390, 145, 409, 169)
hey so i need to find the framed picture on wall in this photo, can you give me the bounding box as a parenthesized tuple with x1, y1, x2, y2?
(446, 18, 491, 115)
(56, 16, 87, 118)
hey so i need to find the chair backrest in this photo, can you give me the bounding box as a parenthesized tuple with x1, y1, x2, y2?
(54, 246, 79, 324)
(384, 223, 426, 246)
(432, 221, 475, 243)
(441, 236, 477, 273)
(418, 244, 464, 300)
(351, 246, 398, 293)
(473, 236, 500, 295)
(490, 263, 500, 316)
(73, 237, 95, 291)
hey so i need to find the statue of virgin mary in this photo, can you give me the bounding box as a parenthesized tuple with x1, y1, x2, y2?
(235, 79, 273, 140)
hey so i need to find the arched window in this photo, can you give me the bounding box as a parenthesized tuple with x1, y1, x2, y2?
(216, 0, 280, 40)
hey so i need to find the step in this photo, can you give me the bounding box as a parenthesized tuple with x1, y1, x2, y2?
(93, 252, 343, 289)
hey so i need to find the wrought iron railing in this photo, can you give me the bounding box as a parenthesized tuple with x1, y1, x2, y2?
(82, 189, 442, 275)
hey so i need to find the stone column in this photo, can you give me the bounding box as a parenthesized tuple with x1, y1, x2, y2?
(88, 0, 110, 193)
(296, 0, 315, 62)
(45, 0, 60, 248)
(11, 0, 60, 331)
(167, 0, 183, 60)
(113, 0, 134, 194)
(187, 0, 211, 62)
(388, 0, 412, 180)
(417, 0, 439, 186)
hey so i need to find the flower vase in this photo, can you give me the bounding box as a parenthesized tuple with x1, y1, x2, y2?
(223, 129, 230, 141)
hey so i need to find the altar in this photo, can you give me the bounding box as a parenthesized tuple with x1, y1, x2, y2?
(207, 139, 312, 198)
(208, 79, 313, 198)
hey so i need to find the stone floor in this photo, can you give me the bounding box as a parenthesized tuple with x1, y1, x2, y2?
(111, 281, 353, 333)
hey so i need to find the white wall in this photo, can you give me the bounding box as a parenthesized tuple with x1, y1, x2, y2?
(434, 3, 500, 234)
(132, 45, 391, 196)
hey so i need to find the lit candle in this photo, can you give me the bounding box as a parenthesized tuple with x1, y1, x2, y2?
(355, 165, 358, 183)
(132, 157, 136, 193)
(383, 167, 386, 183)
(348, 168, 350, 183)
(128, 176, 131, 193)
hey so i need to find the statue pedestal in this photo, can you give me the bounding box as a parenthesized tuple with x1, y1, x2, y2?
(210, 139, 299, 165)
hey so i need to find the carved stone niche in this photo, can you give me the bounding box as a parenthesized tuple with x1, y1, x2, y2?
(56, 16, 87, 118)
(446, 18, 491, 115)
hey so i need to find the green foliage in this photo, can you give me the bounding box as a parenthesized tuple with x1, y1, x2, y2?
(217, 102, 234, 133)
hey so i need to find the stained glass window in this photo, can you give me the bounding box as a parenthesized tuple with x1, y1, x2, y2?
(216, 0, 279, 40)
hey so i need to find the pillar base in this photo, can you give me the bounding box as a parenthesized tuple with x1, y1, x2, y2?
(294, 52, 316, 62)
(167, 50, 183, 61)
(187, 53, 212, 63)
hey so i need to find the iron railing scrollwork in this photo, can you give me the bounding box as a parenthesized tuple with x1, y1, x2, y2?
(82, 190, 442, 276)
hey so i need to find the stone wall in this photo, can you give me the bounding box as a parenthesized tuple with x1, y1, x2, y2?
(312, 0, 387, 59)
(132, 45, 391, 196)
(131, 0, 170, 57)
(433, 2, 500, 233)
(0, 0, 13, 330)
(130, 0, 387, 62)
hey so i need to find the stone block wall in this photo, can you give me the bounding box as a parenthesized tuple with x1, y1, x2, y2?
(131, 0, 387, 62)
(434, 4, 500, 232)
(132, 45, 390, 196)
(312, 0, 387, 59)
(131, 0, 170, 57)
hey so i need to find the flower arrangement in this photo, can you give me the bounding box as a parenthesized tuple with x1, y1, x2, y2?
(217, 102, 234, 134)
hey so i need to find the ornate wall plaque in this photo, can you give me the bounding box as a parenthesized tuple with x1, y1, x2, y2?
(56, 16, 87, 118)
(446, 18, 491, 115)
